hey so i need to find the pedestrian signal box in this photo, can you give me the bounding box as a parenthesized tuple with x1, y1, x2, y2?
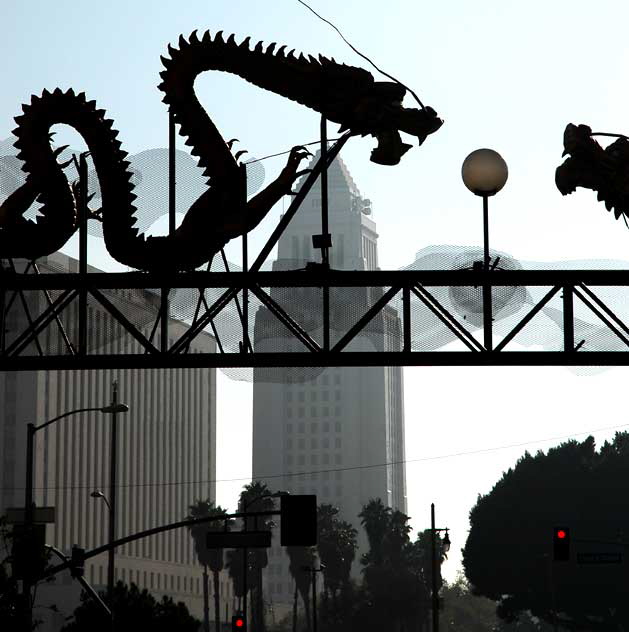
(232, 615, 245, 631)
(281, 494, 317, 546)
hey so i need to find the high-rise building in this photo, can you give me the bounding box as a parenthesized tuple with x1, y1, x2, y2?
(252, 155, 406, 611)
(0, 252, 230, 630)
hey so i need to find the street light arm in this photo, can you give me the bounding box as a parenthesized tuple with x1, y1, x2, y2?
(33, 407, 118, 432)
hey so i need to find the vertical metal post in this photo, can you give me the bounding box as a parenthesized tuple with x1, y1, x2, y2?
(403, 286, 411, 352)
(23, 423, 35, 632)
(168, 109, 176, 236)
(242, 496, 248, 630)
(431, 503, 439, 632)
(321, 116, 330, 351)
(242, 164, 249, 355)
(78, 153, 88, 355)
(107, 381, 118, 607)
(563, 285, 574, 352)
(482, 195, 493, 352)
(161, 111, 176, 352)
(312, 567, 318, 632)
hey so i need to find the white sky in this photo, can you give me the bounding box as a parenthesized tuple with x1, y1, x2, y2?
(3, 0, 629, 580)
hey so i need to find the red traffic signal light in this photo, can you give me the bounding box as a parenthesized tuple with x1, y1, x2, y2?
(232, 615, 245, 631)
(553, 527, 570, 561)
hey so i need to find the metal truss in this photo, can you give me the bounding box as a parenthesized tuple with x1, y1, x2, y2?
(3, 114, 629, 371)
(3, 267, 629, 370)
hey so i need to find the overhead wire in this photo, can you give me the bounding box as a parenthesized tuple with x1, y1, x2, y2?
(294, 0, 425, 109)
(5, 421, 628, 494)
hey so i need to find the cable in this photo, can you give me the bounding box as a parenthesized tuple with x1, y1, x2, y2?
(246, 137, 343, 164)
(4, 422, 628, 494)
(295, 0, 425, 109)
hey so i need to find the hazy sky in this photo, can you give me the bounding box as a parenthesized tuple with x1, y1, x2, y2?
(4, 0, 629, 580)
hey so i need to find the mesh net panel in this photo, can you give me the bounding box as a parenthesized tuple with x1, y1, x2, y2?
(4, 134, 629, 380)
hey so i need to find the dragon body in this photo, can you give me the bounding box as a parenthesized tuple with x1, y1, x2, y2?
(556, 123, 629, 220)
(0, 30, 442, 271)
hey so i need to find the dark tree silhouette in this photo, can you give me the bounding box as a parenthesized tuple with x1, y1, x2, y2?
(358, 499, 434, 632)
(285, 545, 316, 632)
(463, 432, 629, 630)
(238, 482, 278, 632)
(61, 581, 199, 632)
(186, 499, 232, 632)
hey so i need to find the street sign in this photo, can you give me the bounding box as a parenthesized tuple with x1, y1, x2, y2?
(6, 506, 55, 524)
(577, 552, 623, 565)
(206, 531, 272, 549)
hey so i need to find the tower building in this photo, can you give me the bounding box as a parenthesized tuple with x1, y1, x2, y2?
(251, 154, 406, 610)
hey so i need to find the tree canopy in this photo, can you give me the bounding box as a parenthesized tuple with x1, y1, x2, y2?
(463, 432, 629, 630)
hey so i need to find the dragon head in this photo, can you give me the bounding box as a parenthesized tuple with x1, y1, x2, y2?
(338, 81, 443, 166)
(556, 123, 629, 219)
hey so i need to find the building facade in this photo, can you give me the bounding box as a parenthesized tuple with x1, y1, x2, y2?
(0, 252, 232, 630)
(252, 155, 406, 612)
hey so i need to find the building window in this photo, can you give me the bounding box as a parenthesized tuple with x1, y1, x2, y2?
(310, 407, 317, 417)
(298, 392, 305, 402)
(310, 391, 317, 401)
(323, 422, 330, 432)
(335, 391, 341, 401)
(323, 438, 329, 449)
(311, 438, 318, 449)
(323, 471, 330, 481)
(335, 486, 342, 497)
(322, 391, 329, 401)
(298, 407, 304, 418)
(335, 471, 342, 480)
(287, 408, 293, 418)
(323, 407, 329, 417)
(298, 455, 305, 465)
(335, 438, 341, 449)
(311, 454, 318, 465)
(298, 438, 305, 450)
(286, 455, 293, 465)
(335, 422, 341, 433)
(286, 438, 293, 449)
(311, 422, 318, 433)
(287, 423, 293, 433)
(322, 454, 330, 465)
(335, 454, 341, 465)
(334, 374, 341, 385)
(287, 391, 293, 402)
(299, 423, 305, 433)
(334, 406, 341, 417)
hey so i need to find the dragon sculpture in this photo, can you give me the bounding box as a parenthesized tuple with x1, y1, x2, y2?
(0, 30, 442, 271)
(556, 123, 629, 221)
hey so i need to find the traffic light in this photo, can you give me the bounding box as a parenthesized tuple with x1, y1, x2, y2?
(281, 495, 317, 546)
(232, 614, 246, 631)
(70, 545, 85, 578)
(553, 527, 570, 561)
(11, 524, 46, 581)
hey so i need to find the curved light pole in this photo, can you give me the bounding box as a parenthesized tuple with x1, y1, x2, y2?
(22, 391, 128, 632)
(90, 490, 114, 602)
(241, 490, 289, 630)
(462, 148, 508, 351)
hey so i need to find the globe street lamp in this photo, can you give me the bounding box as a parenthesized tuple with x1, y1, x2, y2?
(462, 148, 508, 351)
(22, 389, 128, 631)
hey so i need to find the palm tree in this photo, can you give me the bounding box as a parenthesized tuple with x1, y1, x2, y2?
(238, 482, 277, 632)
(316, 504, 357, 602)
(358, 498, 392, 567)
(285, 545, 316, 632)
(186, 499, 232, 632)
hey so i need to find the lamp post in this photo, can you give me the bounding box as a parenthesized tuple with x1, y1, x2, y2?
(90, 491, 113, 597)
(241, 490, 289, 630)
(302, 562, 325, 632)
(430, 503, 451, 632)
(461, 148, 508, 351)
(22, 391, 128, 632)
